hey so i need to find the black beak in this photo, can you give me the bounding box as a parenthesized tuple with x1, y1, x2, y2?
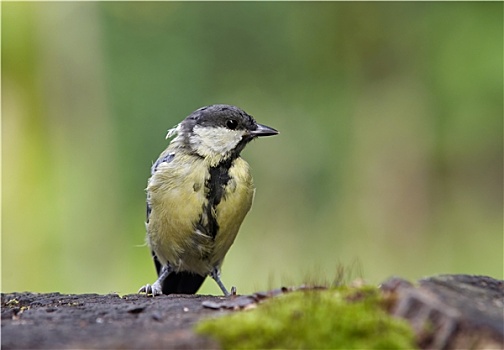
(250, 123, 279, 137)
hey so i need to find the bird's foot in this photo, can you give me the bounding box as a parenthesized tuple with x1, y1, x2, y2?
(138, 281, 163, 296)
(138, 264, 173, 296)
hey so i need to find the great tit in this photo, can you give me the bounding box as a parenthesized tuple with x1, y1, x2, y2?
(139, 104, 278, 296)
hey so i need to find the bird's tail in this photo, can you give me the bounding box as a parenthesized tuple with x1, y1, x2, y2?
(161, 271, 207, 294)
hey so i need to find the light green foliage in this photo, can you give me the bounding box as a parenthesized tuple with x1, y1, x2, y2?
(196, 287, 416, 349)
(3, 2, 502, 294)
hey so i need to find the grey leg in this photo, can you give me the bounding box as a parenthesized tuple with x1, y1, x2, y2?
(210, 267, 233, 297)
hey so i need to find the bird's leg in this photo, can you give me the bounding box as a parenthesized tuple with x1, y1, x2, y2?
(210, 267, 235, 297)
(138, 264, 172, 296)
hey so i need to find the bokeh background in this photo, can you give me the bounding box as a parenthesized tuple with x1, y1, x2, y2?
(3, 2, 502, 295)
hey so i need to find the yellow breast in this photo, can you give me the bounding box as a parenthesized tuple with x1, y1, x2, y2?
(146, 154, 254, 275)
(212, 158, 254, 265)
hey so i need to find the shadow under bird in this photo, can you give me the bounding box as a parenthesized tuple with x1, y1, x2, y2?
(139, 104, 278, 296)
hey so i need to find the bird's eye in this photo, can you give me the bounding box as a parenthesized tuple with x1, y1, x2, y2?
(226, 119, 238, 130)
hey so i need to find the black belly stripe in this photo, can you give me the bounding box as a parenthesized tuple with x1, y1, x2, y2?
(197, 157, 234, 239)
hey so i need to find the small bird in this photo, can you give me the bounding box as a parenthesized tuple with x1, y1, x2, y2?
(139, 104, 278, 296)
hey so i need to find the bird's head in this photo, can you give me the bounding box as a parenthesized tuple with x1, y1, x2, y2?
(167, 105, 278, 165)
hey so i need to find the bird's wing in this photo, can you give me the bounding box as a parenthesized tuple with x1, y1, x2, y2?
(151, 151, 175, 175)
(146, 151, 175, 224)
(146, 150, 206, 293)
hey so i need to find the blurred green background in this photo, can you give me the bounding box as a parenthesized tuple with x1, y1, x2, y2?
(2, 2, 502, 295)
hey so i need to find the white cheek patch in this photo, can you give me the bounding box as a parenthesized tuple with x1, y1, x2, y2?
(191, 126, 245, 157)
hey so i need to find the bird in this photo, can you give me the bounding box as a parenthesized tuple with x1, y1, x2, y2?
(138, 104, 278, 296)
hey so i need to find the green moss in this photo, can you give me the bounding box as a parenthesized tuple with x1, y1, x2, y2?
(196, 287, 416, 349)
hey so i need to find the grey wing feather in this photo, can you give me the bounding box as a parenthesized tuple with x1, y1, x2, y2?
(151, 152, 175, 174)
(146, 151, 175, 224)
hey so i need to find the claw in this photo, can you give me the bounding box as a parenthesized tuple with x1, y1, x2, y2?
(138, 283, 163, 296)
(138, 265, 172, 296)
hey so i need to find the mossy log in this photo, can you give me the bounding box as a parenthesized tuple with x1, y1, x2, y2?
(2, 274, 502, 349)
